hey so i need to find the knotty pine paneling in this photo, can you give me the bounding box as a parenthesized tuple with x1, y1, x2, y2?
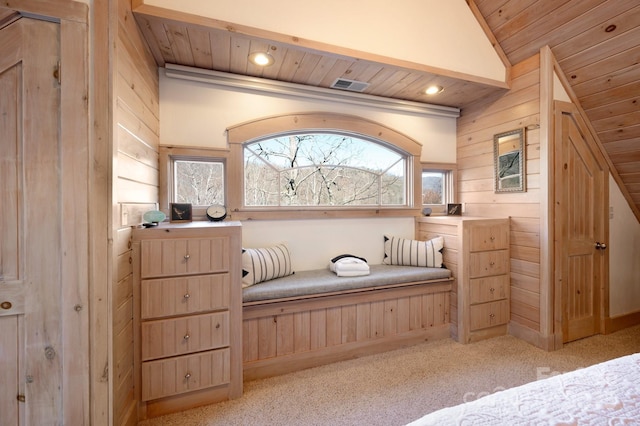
(117, 124, 159, 168)
(457, 54, 542, 332)
(114, 0, 159, 424)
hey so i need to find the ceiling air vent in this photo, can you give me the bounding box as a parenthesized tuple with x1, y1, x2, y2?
(330, 78, 370, 93)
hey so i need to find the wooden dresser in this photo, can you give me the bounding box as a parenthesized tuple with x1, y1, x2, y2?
(416, 216, 510, 343)
(132, 222, 242, 419)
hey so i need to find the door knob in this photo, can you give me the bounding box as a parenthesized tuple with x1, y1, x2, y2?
(595, 242, 607, 250)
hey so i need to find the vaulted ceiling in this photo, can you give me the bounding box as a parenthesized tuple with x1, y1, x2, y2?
(132, 0, 639, 216)
(474, 0, 640, 217)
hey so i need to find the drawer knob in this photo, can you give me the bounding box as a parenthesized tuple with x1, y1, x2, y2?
(489, 313, 495, 318)
(184, 372, 191, 379)
(184, 334, 190, 340)
(490, 262, 495, 266)
(490, 236, 495, 241)
(216, 323, 220, 329)
(490, 287, 495, 293)
(183, 293, 190, 300)
(184, 254, 190, 260)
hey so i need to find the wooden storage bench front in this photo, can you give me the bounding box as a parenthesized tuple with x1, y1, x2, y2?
(242, 278, 453, 380)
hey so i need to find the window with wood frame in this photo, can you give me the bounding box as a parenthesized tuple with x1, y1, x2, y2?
(225, 113, 424, 220)
(421, 164, 456, 215)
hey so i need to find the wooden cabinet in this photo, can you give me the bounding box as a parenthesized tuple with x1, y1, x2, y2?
(133, 222, 242, 419)
(416, 216, 510, 343)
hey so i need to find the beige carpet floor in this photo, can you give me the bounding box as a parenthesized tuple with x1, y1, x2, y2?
(139, 325, 640, 426)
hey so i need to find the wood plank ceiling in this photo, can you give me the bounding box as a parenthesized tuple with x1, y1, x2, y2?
(132, 0, 640, 215)
(475, 0, 640, 216)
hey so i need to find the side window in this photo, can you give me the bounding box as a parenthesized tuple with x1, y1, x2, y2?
(243, 132, 408, 208)
(422, 166, 455, 215)
(159, 146, 229, 220)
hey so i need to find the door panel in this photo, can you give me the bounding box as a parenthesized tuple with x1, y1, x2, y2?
(557, 106, 605, 343)
(0, 17, 61, 426)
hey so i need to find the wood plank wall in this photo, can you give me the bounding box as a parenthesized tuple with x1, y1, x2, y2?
(457, 54, 542, 334)
(114, 0, 159, 424)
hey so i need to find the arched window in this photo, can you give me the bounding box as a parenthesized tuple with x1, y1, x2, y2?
(244, 132, 406, 207)
(227, 112, 423, 219)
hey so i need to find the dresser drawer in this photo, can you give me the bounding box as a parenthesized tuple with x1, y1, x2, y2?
(142, 311, 229, 361)
(469, 299, 509, 331)
(141, 274, 230, 319)
(140, 237, 230, 278)
(469, 250, 509, 278)
(469, 224, 509, 252)
(470, 275, 509, 304)
(141, 348, 231, 401)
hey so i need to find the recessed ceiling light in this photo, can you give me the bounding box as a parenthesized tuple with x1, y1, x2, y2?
(425, 85, 444, 95)
(248, 52, 275, 67)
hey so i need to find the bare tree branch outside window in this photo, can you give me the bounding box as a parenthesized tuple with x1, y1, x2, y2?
(175, 160, 225, 206)
(244, 133, 406, 207)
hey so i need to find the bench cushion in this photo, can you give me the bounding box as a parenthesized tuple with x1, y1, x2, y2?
(242, 264, 451, 303)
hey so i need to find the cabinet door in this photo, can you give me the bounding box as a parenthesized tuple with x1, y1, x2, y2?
(141, 348, 231, 401)
(468, 250, 509, 278)
(469, 223, 509, 252)
(141, 274, 230, 319)
(140, 237, 230, 278)
(469, 275, 509, 304)
(141, 311, 230, 361)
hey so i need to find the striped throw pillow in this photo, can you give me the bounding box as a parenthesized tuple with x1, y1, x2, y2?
(383, 235, 444, 268)
(242, 243, 294, 287)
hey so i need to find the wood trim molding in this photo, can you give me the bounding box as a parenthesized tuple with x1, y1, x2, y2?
(539, 46, 554, 342)
(605, 311, 640, 334)
(60, 16, 91, 426)
(420, 162, 457, 171)
(227, 112, 423, 155)
(508, 321, 556, 351)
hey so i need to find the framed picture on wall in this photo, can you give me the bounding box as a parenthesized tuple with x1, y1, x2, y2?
(170, 203, 192, 222)
(494, 128, 526, 193)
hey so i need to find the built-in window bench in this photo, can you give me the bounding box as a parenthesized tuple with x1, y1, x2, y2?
(242, 265, 454, 380)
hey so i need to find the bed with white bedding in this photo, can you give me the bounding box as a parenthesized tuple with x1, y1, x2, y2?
(407, 352, 640, 425)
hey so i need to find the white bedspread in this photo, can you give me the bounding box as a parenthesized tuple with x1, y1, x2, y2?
(407, 352, 640, 425)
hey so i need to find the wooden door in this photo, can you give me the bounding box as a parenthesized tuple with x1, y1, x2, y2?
(555, 103, 606, 343)
(0, 17, 62, 425)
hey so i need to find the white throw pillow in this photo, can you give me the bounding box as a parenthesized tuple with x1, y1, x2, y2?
(383, 235, 444, 268)
(242, 243, 294, 287)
